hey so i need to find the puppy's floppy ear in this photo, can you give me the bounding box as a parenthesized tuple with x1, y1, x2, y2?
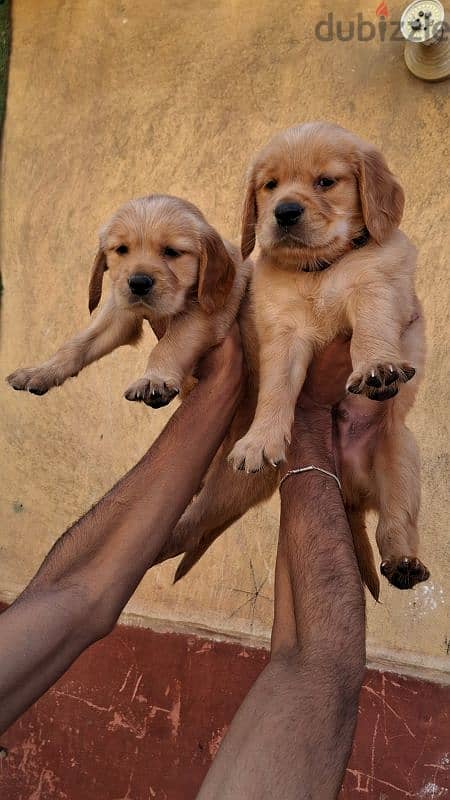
(241, 170, 257, 260)
(88, 247, 108, 313)
(198, 226, 236, 315)
(357, 147, 405, 244)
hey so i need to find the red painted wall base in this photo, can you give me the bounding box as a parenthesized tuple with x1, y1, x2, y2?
(0, 622, 449, 799)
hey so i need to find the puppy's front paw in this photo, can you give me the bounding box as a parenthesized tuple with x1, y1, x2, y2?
(346, 362, 415, 401)
(381, 556, 430, 590)
(6, 366, 58, 395)
(228, 431, 287, 473)
(124, 374, 179, 409)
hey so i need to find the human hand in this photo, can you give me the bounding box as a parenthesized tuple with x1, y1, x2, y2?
(147, 318, 244, 402)
(298, 335, 352, 410)
(295, 326, 416, 469)
(290, 336, 388, 475)
(298, 308, 422, 413)
(194, 323, 244, 392)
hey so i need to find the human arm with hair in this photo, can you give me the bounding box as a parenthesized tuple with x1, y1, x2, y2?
(197, 338, 368, 800)
(0, 329, 243, 735)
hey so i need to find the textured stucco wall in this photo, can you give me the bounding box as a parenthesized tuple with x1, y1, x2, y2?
(0, 0, 449, 680)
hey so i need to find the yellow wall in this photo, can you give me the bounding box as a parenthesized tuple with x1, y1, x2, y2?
(1, 0, 449, 682)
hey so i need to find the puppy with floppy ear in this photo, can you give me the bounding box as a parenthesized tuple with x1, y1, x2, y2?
(7, 194, 249, 407)
(227, 122, 429, 592)
(124, 213, 241, 407)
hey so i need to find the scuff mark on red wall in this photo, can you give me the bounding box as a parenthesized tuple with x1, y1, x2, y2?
(0, 621, 449, 799)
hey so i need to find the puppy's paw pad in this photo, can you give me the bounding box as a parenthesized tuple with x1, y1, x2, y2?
(346, 362, 415, 401)
(124, 376, 179, 409)
(381, 556, 430, 590)
(6, 367, 52, 395)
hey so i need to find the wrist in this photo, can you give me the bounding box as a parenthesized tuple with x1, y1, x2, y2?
(284, 408, 335, 474)
(186, 364, 242, 425)
(200, 354, 243, 404)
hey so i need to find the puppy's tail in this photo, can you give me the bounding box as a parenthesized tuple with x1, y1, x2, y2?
(173, 517, 241, 584)
(348, 510, 380, 602)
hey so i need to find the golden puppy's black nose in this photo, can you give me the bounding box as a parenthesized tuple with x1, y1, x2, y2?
(128, 274, 154, 296)
(274, 202, 304, 227)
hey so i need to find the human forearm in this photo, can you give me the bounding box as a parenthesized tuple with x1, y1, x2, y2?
(266, 407, 365, 797)
(32, 364, 240, 597)
(0, 584, 98, 734)
(198, 408, 365, 800)
(277, 408, 365, 667)
(198, 649, 361, 800)
(0, 336, 242, 732)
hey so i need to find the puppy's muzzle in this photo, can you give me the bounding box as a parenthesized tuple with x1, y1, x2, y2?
(274, 202, 304, 228)
(128, 274, 154, 296)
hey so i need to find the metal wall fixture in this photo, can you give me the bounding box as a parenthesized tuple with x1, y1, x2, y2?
(400, 0, 450, 80)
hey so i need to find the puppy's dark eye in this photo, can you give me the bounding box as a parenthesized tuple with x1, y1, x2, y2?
(163, 247, 181, 258)
(115, 245, 128, 254)
(317, 177, 336, 189)
(264, 179, 278, 191)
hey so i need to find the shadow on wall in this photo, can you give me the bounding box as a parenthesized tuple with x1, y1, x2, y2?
(0, 0, 10, 297)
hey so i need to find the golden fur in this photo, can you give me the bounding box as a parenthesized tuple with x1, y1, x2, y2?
(7, 128, 430, 595)
(7, 195, 250, 406)
(226, 122, 429, 592)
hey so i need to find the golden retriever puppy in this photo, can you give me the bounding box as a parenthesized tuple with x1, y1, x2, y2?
(223, 122, 429, 591)
(7, 195, 250, 405)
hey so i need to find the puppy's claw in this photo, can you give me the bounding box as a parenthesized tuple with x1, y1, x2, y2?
(247, 464, 266, 474)
(402, 365, 416, 382)
(385, 366, 399, 386)
(347, 381, 362, 395)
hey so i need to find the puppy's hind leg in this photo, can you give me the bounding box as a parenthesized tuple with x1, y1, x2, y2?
(155, 444, 278, 581)
(374, 421, 430, 590)
(172, 516, 242, 584)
